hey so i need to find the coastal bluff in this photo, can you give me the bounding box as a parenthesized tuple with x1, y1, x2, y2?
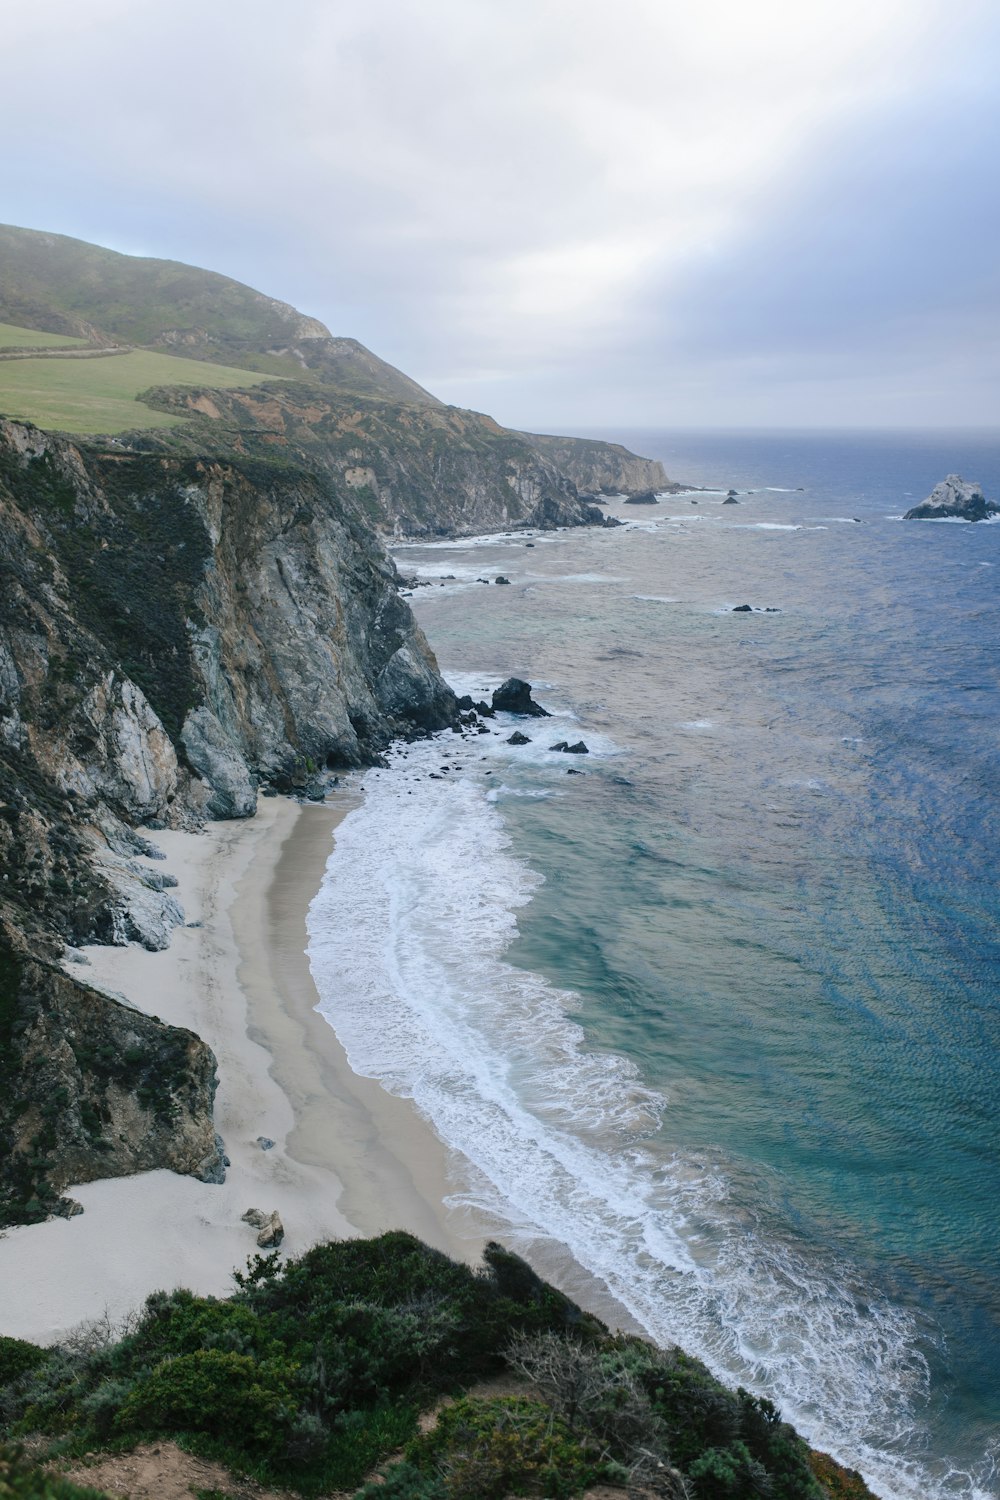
(0, 413, 456, 1225)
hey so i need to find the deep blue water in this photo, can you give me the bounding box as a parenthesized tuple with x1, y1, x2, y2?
(309, 430, 1000, 1499)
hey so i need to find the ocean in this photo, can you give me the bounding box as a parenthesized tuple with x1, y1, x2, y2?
(305, 428, 1000, 1500)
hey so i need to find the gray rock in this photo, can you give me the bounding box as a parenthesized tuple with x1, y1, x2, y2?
(492, 678, 550, 716)
(507, 731, 531, 746)
(903, 474, 999, 522)
(242, 1208, 285, 1248)
(195, 1133, 228, 1185)
(181, 706, 257, 819)
(257, 1136, 275, 1150)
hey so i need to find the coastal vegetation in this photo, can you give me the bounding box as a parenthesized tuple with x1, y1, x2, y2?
(0, 341, 274, 434)
(0, 1232, 870, 1498)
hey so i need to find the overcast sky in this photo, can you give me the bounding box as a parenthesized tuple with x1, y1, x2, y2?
(4, 0, 997, 429)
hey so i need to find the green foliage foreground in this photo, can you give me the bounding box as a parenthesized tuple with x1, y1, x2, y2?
(0, 1231, 829, 1499)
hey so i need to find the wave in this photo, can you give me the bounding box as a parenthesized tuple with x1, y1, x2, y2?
(305, 735, 991, 1500)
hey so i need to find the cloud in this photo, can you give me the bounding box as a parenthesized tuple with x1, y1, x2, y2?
(3, 0, 996, 425)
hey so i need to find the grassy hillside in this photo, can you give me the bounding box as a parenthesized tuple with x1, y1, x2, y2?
(0, 321, 86, 350)
(0, 224, 440, 406)
(0, 344, 275, 433)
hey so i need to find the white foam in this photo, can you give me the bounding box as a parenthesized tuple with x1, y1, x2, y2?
(735, 522, 803, 531)
(633, 594, 680, 603)
(304, 741, 985, 1499)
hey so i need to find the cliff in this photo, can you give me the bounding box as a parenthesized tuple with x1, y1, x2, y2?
(0, 224, 675, 534)
(133, 383, 620, 536)
(0, 414, 457, 1223)
(521, 430, 675, 495)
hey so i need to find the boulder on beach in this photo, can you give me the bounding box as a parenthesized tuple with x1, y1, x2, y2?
(242, 1207, 285, 1248)
(904, 475, 999, 522)
(492, 678, 550, 716)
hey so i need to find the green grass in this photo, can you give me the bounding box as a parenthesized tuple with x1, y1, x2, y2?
(0, 321, 87, 350)
(0, 349, 275, 434)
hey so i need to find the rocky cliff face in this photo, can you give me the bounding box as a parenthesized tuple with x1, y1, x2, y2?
(0, 926, 224, 1225)
(520, 431, 674, 496)
(0, 414, 457, 1224)
(136, 384, 624, 537)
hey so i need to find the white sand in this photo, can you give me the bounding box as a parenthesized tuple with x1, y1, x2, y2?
(0, 794, 483, 1344)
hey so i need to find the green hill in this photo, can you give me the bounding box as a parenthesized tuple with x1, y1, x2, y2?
(0, 343, 275, 434)
(0, 223, 439, 406)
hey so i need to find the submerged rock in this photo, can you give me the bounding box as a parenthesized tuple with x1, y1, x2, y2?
(904, 474, 999, 522)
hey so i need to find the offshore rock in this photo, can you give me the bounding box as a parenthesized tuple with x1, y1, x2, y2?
(624, 490, 659, 505)
(904, 474, 999, 522)
(492, 678, 550, 717)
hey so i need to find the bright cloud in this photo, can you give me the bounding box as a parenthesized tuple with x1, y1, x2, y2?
(2, 0, 996, 425)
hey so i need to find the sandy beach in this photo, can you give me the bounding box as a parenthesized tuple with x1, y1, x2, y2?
(0, 791, 483, 1345)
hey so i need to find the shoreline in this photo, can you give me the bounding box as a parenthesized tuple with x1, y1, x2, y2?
(0, 792, 482, 1344)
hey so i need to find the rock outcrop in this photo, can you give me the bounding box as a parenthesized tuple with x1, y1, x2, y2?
(139, 385, 638, 539)
(0, 415, 457, 1224)
(492, 679, 550, 717)
(903, 475, 999, 522)
(0, 922, 222, 1225)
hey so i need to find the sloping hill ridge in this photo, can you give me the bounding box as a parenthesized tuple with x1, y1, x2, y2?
(0, 223, 440, 406)
(0, 224, 671, 531)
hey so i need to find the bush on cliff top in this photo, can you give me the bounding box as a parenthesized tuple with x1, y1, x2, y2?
(0, 1232, 834, 1499)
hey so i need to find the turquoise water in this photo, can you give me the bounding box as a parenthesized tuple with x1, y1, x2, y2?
(309, 430, 1000, 1499)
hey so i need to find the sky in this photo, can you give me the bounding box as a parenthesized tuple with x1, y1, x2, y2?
(4, 0, 998, 430)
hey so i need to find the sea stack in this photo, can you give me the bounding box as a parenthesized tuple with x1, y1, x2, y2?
(903, 475, 999, 522)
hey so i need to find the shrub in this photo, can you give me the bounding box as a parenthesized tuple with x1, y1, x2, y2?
(0, 1337, 48, 1387)
(0, 1443, 109, 1498)
(114, 1349, 300, 1459)
(355, 1460, 447, 1498)
(407, 1395, 594, 1500)
(120, 1288, 282, 1367)
(688, 1440, 772, 1498)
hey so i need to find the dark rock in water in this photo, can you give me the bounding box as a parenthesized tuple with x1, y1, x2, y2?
(476, 699, 495, 717)
(624, 490, 659, 505)
(492, 677, 550, 716)
(477, 577, 490, 584)
(732, 604, 753, 612)
(765, 607, 781, 613)
(456, 694, 475, 711)
(690, 500, 699, 505)
(525, 542, 535, 547)
(507, 731, 531, 745)
(566, 767, 585, 774)
(549, 741, 569, 752)
(565, 740, 589, 754)
(495, 575, 511, 585)
(904, 474, 999, 522)
(722, 496, 739, 505)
